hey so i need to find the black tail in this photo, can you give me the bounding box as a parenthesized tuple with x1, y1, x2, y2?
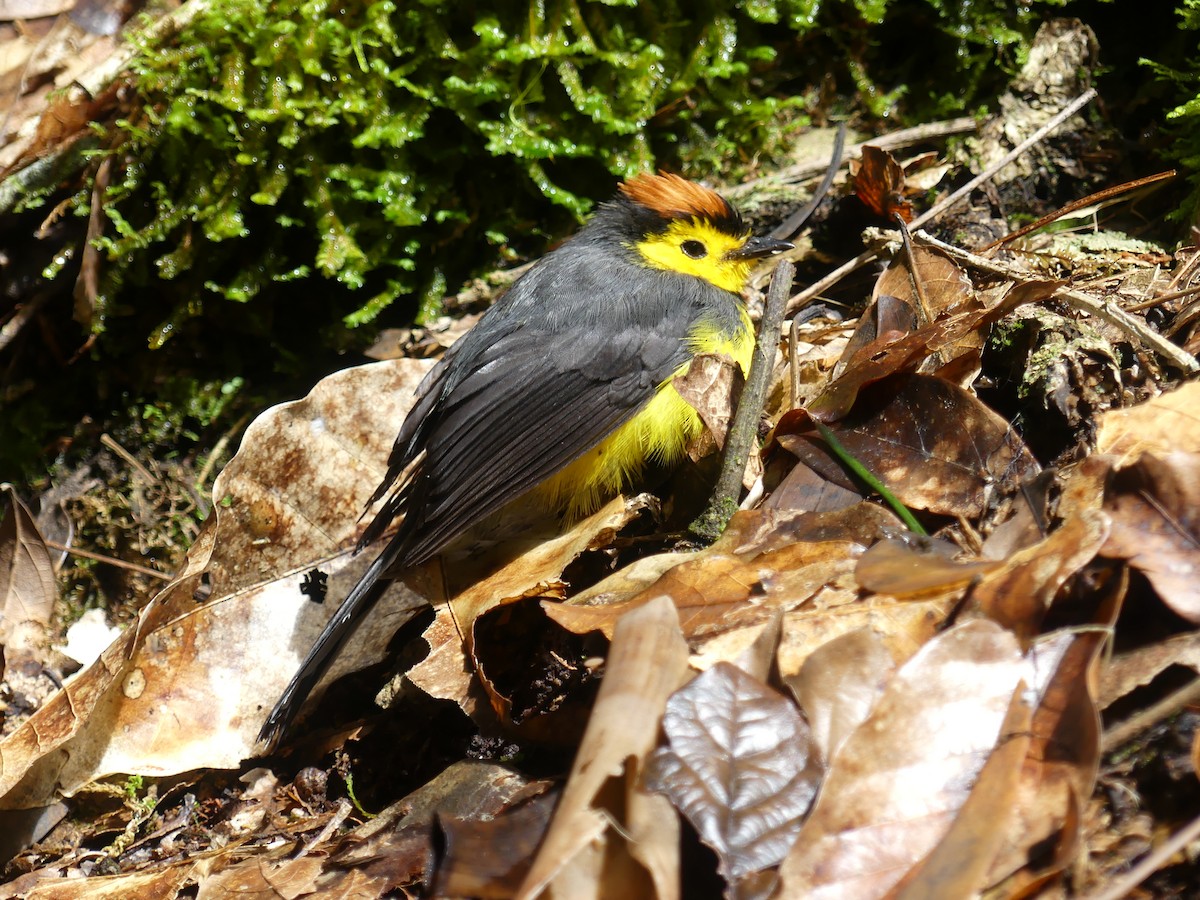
(256, 535, 408, 750)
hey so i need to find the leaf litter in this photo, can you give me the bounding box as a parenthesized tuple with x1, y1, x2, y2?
(7, 27, 1200, 900)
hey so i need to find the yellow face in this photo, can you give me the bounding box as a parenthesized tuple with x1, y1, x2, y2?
(631, 218, 755, 293)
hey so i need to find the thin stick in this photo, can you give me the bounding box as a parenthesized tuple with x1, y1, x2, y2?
(980, 169, 1177, 252)
(726, 117, 978, 197)
(1101, 677, 1200, 754)
(908, 88, 1098, 234)
(916, 231, 1200, 374)
(1126, 282, 1200, 313)
(786, 89, 1099, 315)
(1079, 810, 1200, 900)
(100, 434, 157, 484)
(691, 259, 795, 541)
(44, 539, 172, 581)
(0, 293, 51, 354)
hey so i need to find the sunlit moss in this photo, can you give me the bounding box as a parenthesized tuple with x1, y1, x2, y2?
(66, 0, 1053, 342)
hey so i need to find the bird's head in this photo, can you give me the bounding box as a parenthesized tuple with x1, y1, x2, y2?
(605, 172, 792, 293)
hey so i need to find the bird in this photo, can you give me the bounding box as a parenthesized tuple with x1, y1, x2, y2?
(258, 172, 792, 746)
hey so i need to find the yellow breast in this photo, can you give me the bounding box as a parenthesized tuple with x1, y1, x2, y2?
(537, 309, 754, 520)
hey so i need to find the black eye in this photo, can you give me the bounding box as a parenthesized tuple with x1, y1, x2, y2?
(681, 239, 707, 259)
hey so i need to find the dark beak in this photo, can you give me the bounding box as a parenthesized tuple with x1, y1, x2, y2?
(725, 235, 794, 261)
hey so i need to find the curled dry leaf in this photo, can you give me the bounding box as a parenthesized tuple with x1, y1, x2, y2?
(645, 661, 821, 893)
(0, 486, 57, 668)
(0, 360, 433, 806)
(780, 374, 1040, 518)
(517, 595, 689, 900)
(849, 145, 915, 224)
(778, 620, 1029, 900)
(1101, 452, 1200, 621)
(808, 279, 1060, 422)
(673, 352, 744, 455)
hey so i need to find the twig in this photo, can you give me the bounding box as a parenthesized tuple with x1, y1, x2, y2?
(771, 123, 846, 241)
(980, 169, 1177, 252)
(1080, 809, 1200, 900)
(911, 89, 1098, 234)
(0, 292, 51, 354)
(916, 231, 1200, 374)
(786, 89, 1099, 315)
(1101, 677, 1200, 754)
(726, 117, 978, 197)
(690, 259, 795, 541)
(785, 245, 882, 316)
(44, 539, 172, 581)
(101, 434, 157, 484)
(1126, 282, 1200, 313)
(194, 411, 253, 506)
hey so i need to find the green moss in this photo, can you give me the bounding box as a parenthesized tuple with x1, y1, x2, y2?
(1148, 1, 1200, 220)
(59, 0, 1061, 339)
(2, 0, 1069, 485)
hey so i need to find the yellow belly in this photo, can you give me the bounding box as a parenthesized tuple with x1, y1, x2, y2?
(537, 378, 702, 519)
(537, 314, 754, 520)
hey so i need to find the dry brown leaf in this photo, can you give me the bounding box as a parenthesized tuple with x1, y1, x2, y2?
(0, 360, 434, 807)
(546, 507, 884, 647)
(829, 294, 918, 388)
(807, 279, 1060, 422)
(872, 242, 974, 322)
(985, 624, 1111, 890)
(517, 595, 689, 899)
(645, 662, 820, 895)
(1094, 381, 1200, 464)
(785, 627, 897, 764)
(437, 793, 556, 899)
(546, 539, 860, 649)
(673, 352, 744, 454)
(762, 457, 863, 514)
(780, 374, 1040, 518)
(0, 486, 57, 668)
(777, 620, 1028, 899)
(849, 145, 914, 223)
(890, 691, 1033, 899)
(194, 852, 325, 900)
(1101, 452, 1200, 621)
(14, 861, 200, 900)
(775, 587, 952, 682)
(324, 760, 544, 897)
(855, 538, 1003, 597)
(969, 510, 1111, 639)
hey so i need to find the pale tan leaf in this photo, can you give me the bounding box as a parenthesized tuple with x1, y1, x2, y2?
(785, 628, 897, 764)
(0, 360, 434, 806)
(0, 486, 57, 664)
(517, 595, 689, 899)
(1094, 381, 1200, 465)
(778, 620, 1028, 899)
